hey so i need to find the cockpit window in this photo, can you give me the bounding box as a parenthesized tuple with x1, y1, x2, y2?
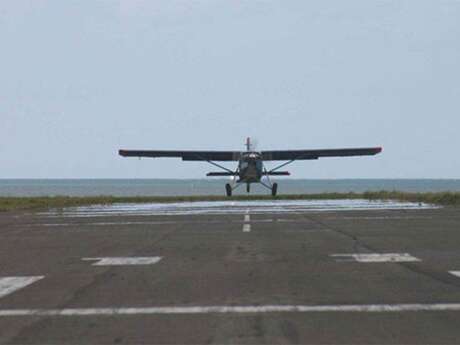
(243, 153, 260, 159)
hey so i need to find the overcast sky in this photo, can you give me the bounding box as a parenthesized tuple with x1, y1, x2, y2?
(1, 0, 459, 178)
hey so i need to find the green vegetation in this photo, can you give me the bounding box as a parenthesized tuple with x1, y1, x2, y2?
(363, 191, 460, 206)
(1, 191, 460, 212)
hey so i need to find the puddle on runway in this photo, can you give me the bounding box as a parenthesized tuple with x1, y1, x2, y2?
(40, 199, 437, 217)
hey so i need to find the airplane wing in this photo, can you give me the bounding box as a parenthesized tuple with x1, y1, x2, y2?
(261, 147, 382, 161)
(119, 150, 241, 161)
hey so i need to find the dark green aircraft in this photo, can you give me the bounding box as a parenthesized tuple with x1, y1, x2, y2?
(119, 138, 382, 196)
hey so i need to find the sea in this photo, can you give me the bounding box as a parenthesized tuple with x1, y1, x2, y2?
(1, 179, 459, 197)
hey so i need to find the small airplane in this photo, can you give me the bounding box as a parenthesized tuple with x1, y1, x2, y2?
(119, 138, 382, 196)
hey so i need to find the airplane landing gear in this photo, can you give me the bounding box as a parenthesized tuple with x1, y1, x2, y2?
(225, 183, 232, 197)
(271, 183, 278, 197)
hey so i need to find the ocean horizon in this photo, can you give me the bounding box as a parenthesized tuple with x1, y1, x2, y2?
(1, 179, 460, 197)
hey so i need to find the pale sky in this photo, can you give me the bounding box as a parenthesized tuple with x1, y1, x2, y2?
(1, 0, 459, 178)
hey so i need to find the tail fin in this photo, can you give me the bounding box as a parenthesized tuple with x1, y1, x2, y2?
(245, 137, 251, 151)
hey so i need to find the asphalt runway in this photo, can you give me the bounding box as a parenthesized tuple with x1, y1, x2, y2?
(1, 200, 460, 344)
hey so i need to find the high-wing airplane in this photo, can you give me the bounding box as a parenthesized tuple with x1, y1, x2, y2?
(119, 138, 382, 196)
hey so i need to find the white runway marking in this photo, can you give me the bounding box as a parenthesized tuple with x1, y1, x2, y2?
(243, 210, 251, 232)
(32, 221, 179, 227)
(82, 257, 162, 266)
(331, 253, 420, 263)
(449, 271, 460, 278)
(250, 219, 272, 223)
(0, 276, 44, 299)
(27, 219, 277, 228)
(325, 216, 434, 220)
(2, 303, 460, 316)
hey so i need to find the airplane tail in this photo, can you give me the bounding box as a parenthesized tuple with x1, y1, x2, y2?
(245, 137, 259, 151)
(245, 137, 251, 151)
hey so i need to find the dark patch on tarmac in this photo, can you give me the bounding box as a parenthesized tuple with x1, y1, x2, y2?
(1, 205, 460, 344)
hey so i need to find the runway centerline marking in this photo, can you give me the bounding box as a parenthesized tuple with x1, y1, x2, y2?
(243, 209, 251, 232)
(0, 276, 44, 299)
(242, 224, 251, 232)
(2, 303, 460, 316)
(331, 253, 421, 263)
(449, 271, 460, 278)
(82, 257, 162, 266)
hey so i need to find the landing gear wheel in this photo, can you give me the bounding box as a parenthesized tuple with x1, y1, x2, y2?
(271, 183, 278, 197)
(225, 183, 232, 197)
(246, 184, 250, 193)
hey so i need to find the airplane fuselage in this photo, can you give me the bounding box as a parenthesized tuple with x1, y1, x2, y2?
(238, 152, 263, 183)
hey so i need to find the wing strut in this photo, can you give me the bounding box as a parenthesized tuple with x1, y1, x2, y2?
(268, 160, 296, 173)
(205, 160, 235, 174)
